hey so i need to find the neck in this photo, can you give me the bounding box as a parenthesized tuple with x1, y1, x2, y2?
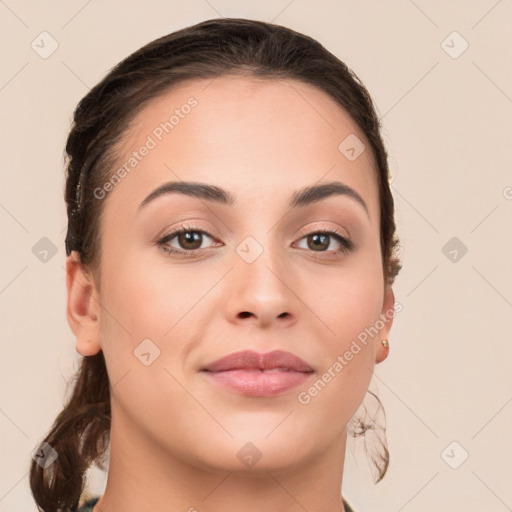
(94, 405, 349, 512)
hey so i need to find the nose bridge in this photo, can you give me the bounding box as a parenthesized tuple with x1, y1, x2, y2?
(235, 228, 288, 293)
(230, 200, 284, 275)
(225, 226, 300, 325)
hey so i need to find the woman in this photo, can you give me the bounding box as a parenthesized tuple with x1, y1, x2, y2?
(30, 17, 401, 512)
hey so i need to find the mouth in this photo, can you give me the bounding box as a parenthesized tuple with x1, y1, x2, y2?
(200, 349, 315, 397)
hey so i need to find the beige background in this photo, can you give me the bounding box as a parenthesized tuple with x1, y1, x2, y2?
(1, 1, 511, 511)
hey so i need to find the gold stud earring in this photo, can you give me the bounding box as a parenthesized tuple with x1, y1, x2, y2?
(381, 339, 389, 349)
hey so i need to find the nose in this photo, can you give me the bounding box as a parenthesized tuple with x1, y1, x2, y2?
(223, 238, 301, 329)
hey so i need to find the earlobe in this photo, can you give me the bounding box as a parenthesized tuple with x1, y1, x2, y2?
(66, 251, 102, 356)
(375, 286, 395, 364)
(375, 338, 390, 364)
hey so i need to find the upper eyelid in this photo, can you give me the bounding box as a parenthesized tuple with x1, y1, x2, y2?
(159, 224, 348, 238)
(158, 224, 351, 247)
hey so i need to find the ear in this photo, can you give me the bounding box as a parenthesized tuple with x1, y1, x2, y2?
(66, 251, 102, 356)
(375, 285, 395, 364)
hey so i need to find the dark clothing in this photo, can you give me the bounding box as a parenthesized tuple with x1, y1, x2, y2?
(77, 498, 99, 512)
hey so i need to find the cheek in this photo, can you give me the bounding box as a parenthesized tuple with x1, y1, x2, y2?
(97, 247, 215, 391)
(306, 259, 384, 341)
(99, 246, 179, 335)
(303, 259, 383, 399)
(95, 249, 175, 381)
(97, 261, 193, 422)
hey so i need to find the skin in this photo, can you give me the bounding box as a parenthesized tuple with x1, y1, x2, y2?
(66, 75, 394, 512)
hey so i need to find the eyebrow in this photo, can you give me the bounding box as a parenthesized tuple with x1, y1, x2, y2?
(138, 180, 369, 216)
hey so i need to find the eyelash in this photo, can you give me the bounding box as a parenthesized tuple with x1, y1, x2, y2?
(156, 223, 354, 258)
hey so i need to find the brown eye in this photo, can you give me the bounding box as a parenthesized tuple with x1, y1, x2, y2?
(176, 231, 203, 250)
(157, 225, 352, 257)
(295, 229, 353, 256)
(157, 225, 218, 255)
(307, 233, 330, 251)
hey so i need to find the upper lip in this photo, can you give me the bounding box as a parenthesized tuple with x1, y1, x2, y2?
(201, 349, 314, 373)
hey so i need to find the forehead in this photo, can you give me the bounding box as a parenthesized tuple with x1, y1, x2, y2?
(105, 75, 379, 219)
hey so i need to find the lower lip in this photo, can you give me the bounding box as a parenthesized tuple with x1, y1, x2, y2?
(201, 369, 314, 397)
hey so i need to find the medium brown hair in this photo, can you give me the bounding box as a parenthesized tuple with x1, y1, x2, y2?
(30, 17, 401, 511)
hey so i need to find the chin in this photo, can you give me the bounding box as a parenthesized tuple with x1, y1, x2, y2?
(193, 429, 320, 474)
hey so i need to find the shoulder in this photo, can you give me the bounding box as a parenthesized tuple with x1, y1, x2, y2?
(76, 497, 100, 512)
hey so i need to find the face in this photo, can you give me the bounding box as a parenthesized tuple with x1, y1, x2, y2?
(68, 75, 394, 473)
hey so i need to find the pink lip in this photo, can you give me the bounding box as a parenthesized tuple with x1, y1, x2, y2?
(200, 349, 315, 397)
